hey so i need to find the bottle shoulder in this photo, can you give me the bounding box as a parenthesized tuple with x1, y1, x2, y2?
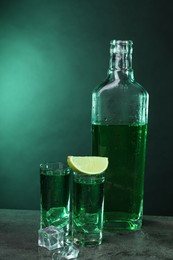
(93, 77, 148, 97)
(92, 77, 109, 93)
(130, 80, 149, 96)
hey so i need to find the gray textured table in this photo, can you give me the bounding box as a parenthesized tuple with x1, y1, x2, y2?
(0, 209, 173, 259)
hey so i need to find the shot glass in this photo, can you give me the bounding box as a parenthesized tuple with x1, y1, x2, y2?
(40, 162, 70, 235)
(72, 171, 105, 246)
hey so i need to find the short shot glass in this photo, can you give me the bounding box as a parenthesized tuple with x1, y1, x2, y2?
(40, 162, 70, 235)
(72, 171, 105, 246)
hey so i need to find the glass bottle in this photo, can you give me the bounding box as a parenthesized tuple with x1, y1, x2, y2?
(91, 40, 149, 230)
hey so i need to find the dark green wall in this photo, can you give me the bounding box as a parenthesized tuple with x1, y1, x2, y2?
(0, 0, 173, 215)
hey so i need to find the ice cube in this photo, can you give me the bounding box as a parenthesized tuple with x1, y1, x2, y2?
(38, 226, 64, 251)
(52, 241, 79, 259)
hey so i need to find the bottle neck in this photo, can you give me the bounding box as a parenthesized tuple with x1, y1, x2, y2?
(108, 40, 134, 81)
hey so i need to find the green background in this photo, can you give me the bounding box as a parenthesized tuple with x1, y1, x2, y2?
(0, 0, 172, 215)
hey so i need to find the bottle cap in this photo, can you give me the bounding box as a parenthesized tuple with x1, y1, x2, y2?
(110, 40, 133, 55)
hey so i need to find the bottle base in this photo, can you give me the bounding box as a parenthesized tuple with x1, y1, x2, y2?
(104, 212, 142, 231)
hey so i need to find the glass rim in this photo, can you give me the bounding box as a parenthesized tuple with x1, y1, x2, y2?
(110, 39, 133, 46)
(73, 171, 105, 177)
(40, 161, 68, 170)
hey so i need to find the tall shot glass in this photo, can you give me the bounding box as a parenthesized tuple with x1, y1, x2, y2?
(72, 171, 105, 246)
(40, 162, 70, 235)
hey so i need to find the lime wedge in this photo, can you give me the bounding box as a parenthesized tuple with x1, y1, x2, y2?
(67, 156, 108, 174)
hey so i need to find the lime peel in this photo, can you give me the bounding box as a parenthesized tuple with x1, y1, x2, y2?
(67, 156, 108, 175)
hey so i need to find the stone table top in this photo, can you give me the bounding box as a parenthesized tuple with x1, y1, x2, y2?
(0, 209, 173, 259)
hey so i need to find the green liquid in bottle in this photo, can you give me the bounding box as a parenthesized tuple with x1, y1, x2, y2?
(92, 124, 147, 230)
